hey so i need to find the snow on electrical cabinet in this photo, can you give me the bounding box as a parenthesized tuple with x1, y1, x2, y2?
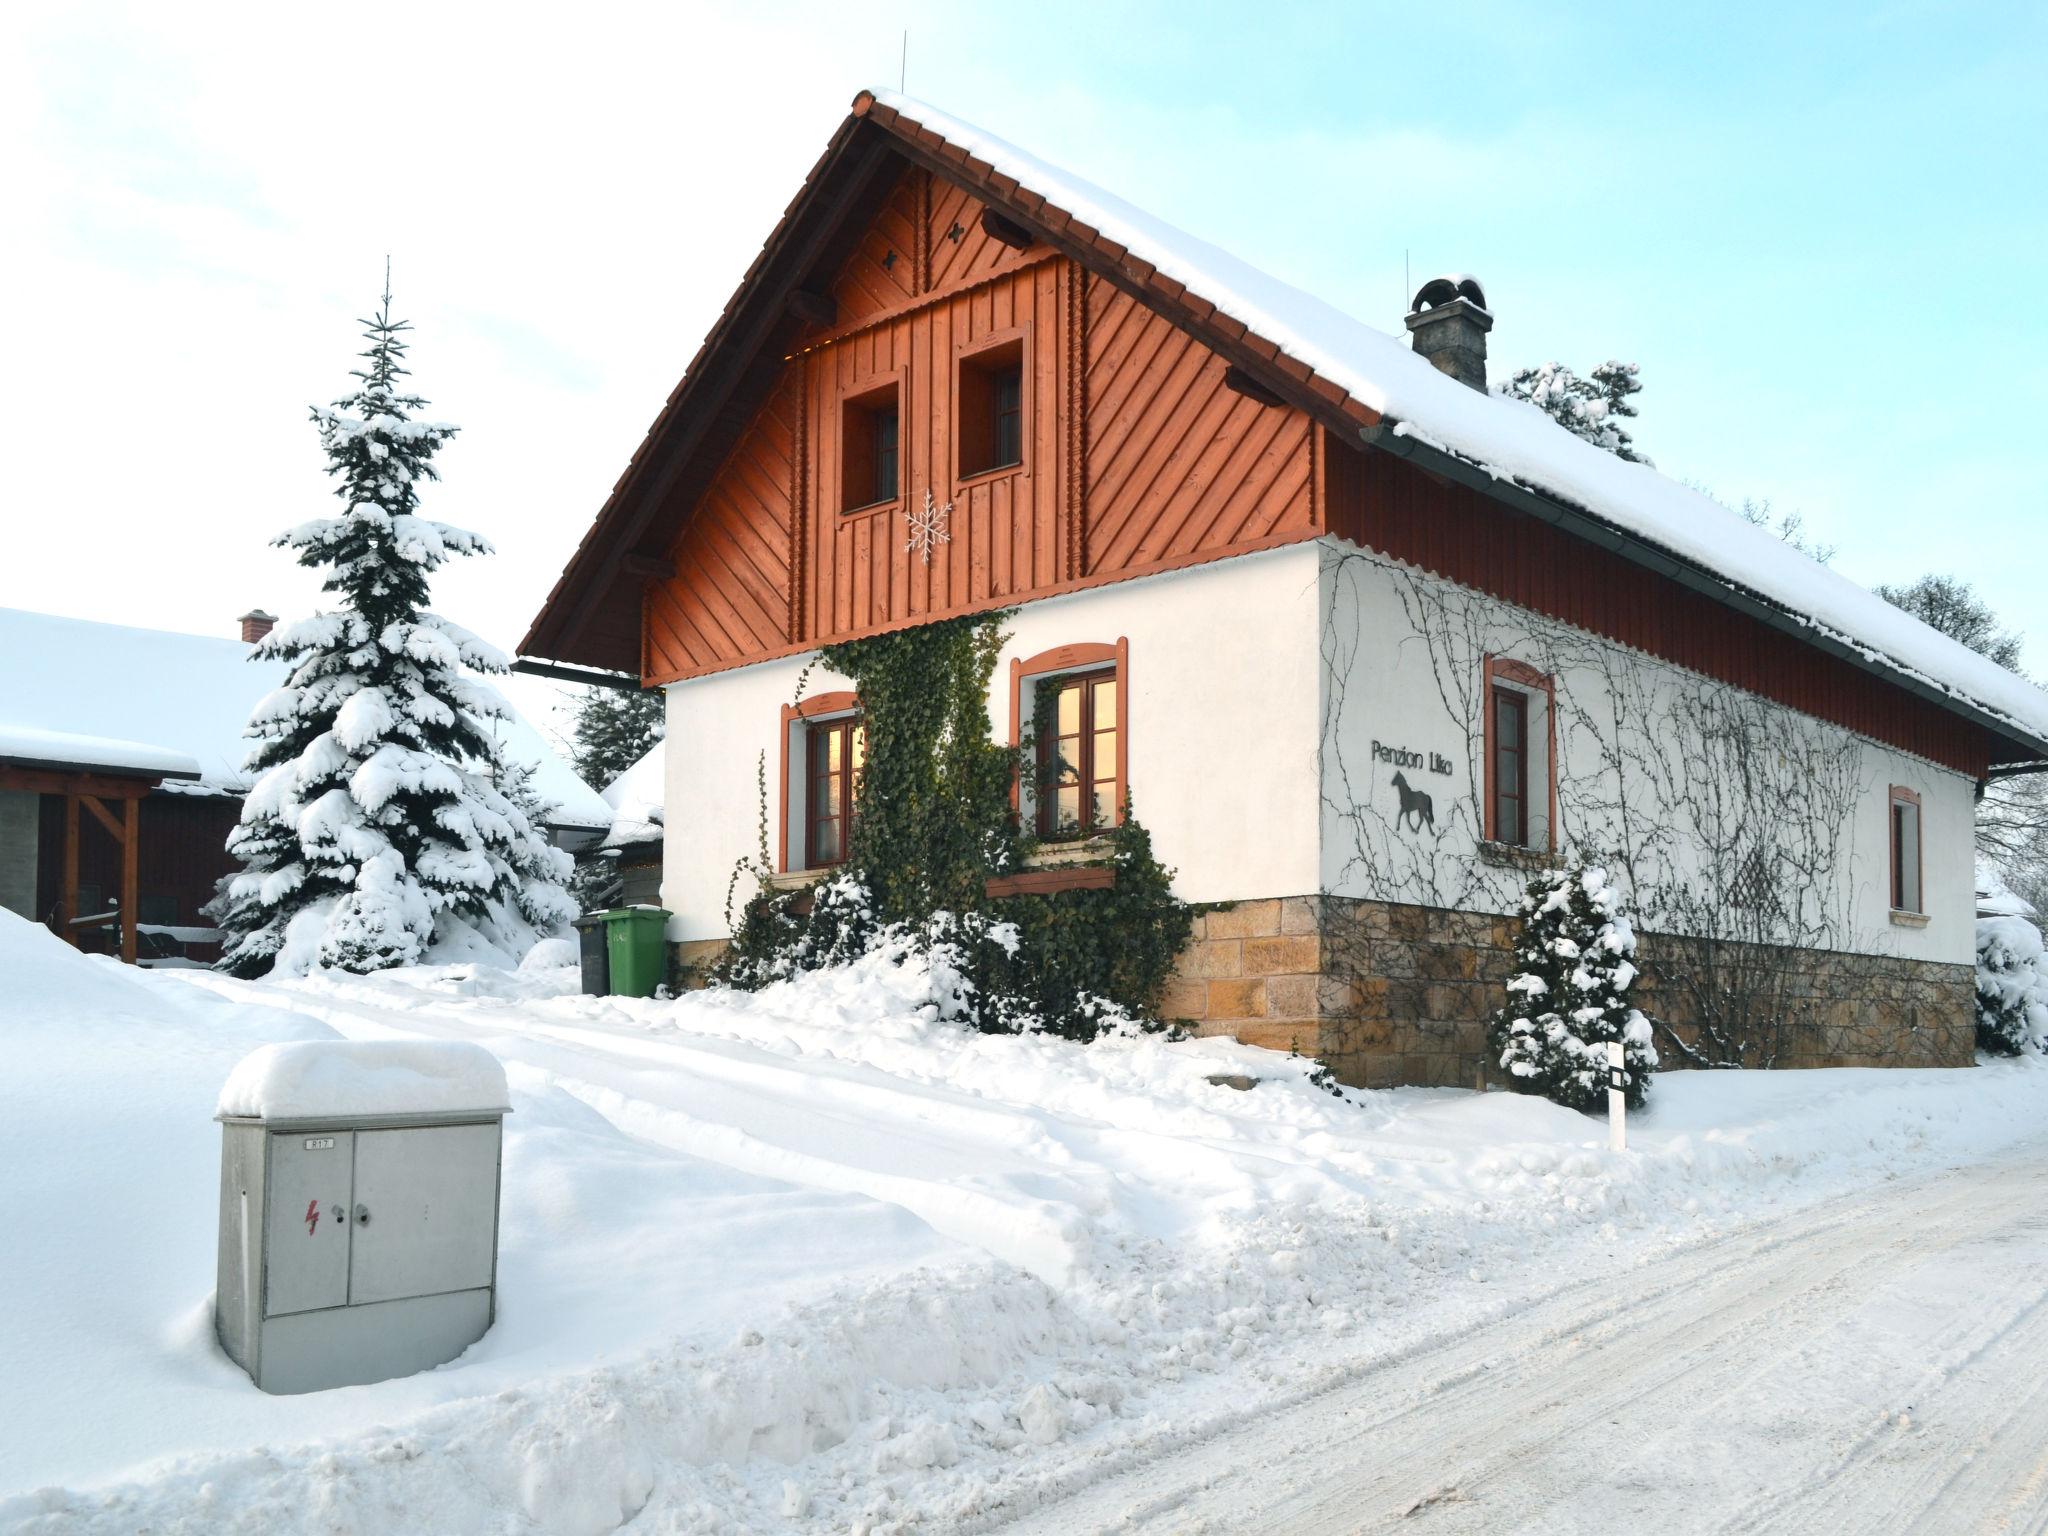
(212, 1040, 510, 1394)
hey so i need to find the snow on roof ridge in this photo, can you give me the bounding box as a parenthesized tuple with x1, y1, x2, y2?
(868, 91, 2048, 755)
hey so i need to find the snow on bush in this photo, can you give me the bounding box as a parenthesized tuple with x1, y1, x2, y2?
(209, 284, 573, 977)
(1488, 864, 1657, 1111)
(1975, 913, 2048, 1056)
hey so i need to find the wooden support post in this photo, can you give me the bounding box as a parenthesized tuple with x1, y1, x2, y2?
(121, 796, 140, 966)
(62, 794, 79, 947)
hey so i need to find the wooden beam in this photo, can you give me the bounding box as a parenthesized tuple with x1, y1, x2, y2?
(0, 764, 161, 799)
(787, 288, 837, 326)
(80, 793, 125, 843)
(979, 207, 1035, 250)
(620, 552, 676, 581)
(121, 796, 139, 965)
(62, 794, 79, 948)
(1223, 365, 1285, 408)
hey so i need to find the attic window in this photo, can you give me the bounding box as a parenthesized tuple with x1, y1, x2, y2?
(958, 336, 1025, 481)
(841, 381, 901, 513)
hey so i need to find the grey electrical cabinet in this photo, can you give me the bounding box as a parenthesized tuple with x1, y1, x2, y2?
(214, 1042, 509, 1395)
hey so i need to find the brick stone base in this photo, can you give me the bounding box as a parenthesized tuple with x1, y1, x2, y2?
(1169, 895, 1975, 1089)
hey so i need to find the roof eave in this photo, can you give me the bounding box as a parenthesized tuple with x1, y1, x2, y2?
(1358, 423, 2048, 770)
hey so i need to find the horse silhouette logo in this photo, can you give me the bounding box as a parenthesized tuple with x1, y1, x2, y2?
(1391, 770, 1436, 834)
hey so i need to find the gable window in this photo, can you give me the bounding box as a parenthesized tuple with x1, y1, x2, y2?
(1008, 640, 1128, 842)
(1890, 786, 1922, 915)
(957, 334, 1026, 481)
(1482, 656, 1555, 852)
(805, 715, 866, 869)
(841, 380, 901, 513)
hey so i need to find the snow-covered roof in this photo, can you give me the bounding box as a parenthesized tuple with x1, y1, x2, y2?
(866, 92, 2048, 756)
(0, 608, 612, 828)
(0, 723, 200, 780)
(599, 738, 665, 850)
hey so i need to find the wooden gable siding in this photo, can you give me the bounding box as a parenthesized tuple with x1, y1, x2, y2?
(1323, 433, 1994, 778)
(646, 370, 800, 678)
(927, 174, 1021, 290)
(830, 165, 920, 326)
(802, 256, 1071, 639)
(640, 158, 1334, 687)
(1081, 273, 1316, 577)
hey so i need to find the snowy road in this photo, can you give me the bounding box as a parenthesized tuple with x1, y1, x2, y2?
(995, 1144, 2048, 1536)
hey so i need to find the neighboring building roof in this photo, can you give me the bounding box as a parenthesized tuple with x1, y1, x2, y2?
(599, 738, 665, 851)
(0, 723, 200, 781)
(520, 89, 2048, 767)
(0, 608, 612, 830)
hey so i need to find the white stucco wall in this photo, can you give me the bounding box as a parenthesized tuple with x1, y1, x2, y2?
(661, 543, 1325, 941)
(1318, 541, 1976, 965)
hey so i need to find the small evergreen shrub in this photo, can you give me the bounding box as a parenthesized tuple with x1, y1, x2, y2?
(1975, 914, 2048, 1056)
(1488, 864, 1657, 1112)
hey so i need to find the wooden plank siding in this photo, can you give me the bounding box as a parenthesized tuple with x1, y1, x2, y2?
(1322, 432, 1996, 779)
(801, 258, 1070, 640)
(640, 171, 1327, 687)
(1081, 273, 1315, 577)
(645, 371, 800, 679)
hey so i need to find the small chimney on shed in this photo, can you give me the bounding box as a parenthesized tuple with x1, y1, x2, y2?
(239, 609, 277, 645)
(1404, 275, 1492, 391)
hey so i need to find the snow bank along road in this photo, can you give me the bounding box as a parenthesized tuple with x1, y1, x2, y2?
(998, 1145, 2048, 1536)
(10, 908, 2048, 1534)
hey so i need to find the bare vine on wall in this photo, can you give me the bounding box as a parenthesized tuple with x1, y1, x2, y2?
(1318, 543, 1899, 1069)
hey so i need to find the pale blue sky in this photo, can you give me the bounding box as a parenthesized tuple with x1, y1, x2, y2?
(2, 0, 2042, 740)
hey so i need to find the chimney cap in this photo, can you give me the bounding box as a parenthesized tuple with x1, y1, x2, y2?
(1410, 274, 1490, 316)
(238, 608, 279, 622)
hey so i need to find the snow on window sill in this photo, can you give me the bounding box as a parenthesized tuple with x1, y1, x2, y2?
(1889, 908, 1930, 928)
(768, 867, 831, 892)
(1023, 835, 1115, 869)
(1477, 840, 1554, 872)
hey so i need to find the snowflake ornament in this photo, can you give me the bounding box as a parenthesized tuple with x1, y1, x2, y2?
(903, 488, 953, 565)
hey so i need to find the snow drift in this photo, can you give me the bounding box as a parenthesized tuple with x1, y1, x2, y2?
(4, 908, 2047, 1533)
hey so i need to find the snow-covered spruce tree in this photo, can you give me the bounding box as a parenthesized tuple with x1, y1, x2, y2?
(1488, 865, 1657, 1111)
(1497, 360, 1650, 465)
(1975, 913, 2048, 1056)
(211, 284, 575, 975)
(571, 685, 665, 791)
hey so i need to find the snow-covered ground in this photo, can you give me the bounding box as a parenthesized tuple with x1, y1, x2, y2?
(4, 909, 2047, 1534)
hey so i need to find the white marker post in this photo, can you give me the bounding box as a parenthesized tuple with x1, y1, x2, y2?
(1607, 1039, 1627, 1152)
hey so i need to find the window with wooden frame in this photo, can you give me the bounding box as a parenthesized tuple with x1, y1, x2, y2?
(1490, 686, 1530, 847)
(1482, 656, 1556, 851)
(1037, 670, 1119, 839)
(804, 716, 866, 869)
(957, 334, 1025, 481)
(1889, 785, 1923, 915)
(840, 380, 901, 513)
(777, 691, 862, 872)
(1008, 640, 1128, 842)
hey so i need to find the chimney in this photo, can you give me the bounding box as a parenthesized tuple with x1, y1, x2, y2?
(1404, 275, 1492, 391)
(239, 609, 278, 645)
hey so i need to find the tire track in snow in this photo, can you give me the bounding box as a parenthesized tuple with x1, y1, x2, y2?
(987, 1146, 2048, 1536)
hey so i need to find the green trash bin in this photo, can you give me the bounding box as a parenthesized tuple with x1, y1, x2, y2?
(602, 907, 671, 998)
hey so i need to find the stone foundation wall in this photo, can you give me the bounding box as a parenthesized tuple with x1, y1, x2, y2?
(1168, 894, 1975, 1088)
